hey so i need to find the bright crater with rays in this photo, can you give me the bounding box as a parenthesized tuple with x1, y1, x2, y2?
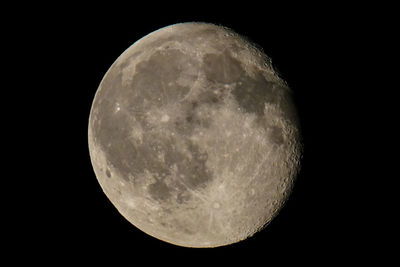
(88, 22, 302, 247)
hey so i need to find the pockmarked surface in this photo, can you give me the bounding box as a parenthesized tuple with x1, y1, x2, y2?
(88, 22, 302, 247)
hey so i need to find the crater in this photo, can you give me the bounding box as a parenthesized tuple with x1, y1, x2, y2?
(92, 49, 203, 183)
(105, 169, 111, 178)
(177, 191, 191, 204)
(111, 135, 214, 202)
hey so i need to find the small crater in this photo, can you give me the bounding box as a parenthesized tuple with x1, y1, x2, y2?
(106, 169, 111, 178)
(177, 192, 191, 204)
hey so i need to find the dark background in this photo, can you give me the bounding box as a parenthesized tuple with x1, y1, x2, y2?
(8, 3, 387, 264)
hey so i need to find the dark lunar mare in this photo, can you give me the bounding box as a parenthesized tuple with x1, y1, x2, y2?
(91, 45, 296, 202)
(89, 23, 303, 247)
(91, 47, 216, 204)
(201, 51, 298, 145)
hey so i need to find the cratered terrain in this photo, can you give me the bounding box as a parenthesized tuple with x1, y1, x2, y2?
(88, 22, 302, 247)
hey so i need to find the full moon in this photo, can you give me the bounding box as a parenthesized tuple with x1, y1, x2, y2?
(88, 22, 302, 247)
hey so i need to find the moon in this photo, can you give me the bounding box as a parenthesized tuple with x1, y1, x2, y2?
(88, 22, 302, 247)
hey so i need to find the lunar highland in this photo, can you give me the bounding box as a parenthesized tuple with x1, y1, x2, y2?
(88, 22, 302, 247)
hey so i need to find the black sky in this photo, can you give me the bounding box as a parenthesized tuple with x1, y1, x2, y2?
(8, 3, 385, 264)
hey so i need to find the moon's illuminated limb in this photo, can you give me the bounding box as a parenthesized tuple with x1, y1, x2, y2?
(88, 22, 302, 248)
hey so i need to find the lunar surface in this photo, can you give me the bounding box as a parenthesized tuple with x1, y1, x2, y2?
(88, 22, 302, 247)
